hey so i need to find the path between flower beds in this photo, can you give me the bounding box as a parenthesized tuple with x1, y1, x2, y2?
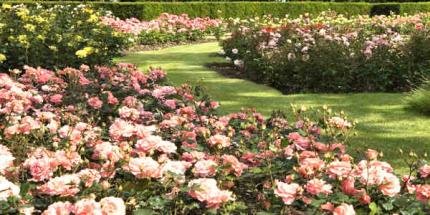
(117, 42, 430, 171)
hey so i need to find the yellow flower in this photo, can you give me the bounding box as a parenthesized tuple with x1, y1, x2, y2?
(87, 14, 99, 23)
(16, 8, 30, 19)
(24, 24, 36, 32)
(83, 8, 94, 14)
(0, 54, 6, 62)
(49, 46, 58, 52)
(75, 47, 94, 58)
(2, 4, 11, 10)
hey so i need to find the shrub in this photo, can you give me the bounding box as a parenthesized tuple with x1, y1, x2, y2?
(0, 4, 131, 70)
(406, 80, 430, 115)
(221, 12, 430, 93)
(1, 63, 430, 214)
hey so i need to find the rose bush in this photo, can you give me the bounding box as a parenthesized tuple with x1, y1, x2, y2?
(221, 12, 430, 93)
(0, 4, 131, 70)
(101, 13, 224, 46)
(0, 62, 429, 214)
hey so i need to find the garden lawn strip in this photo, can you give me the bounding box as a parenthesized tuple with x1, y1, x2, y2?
(116, 42, 430, 172)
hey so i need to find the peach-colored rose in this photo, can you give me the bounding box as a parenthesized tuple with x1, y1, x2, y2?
(0, 176, 20, 201)
(321, 202, 334, 212)
(221, 155, 248, 177)
(193, 159, 218, 177)
(333, 203, 355, 215)
(87, 97, 103, 109)
(274, 180, 301, 205)
(379, 173, 400, 197)
(100, 197, 126, 215)
(305, 178, 332, 195)
(127, 157, 161, 179)
(188, 178, 233, 208)
(73, 198, 102, 215)
(416, 184, 430, 203)
(208, 134, 231, 148)
(419, 165, 430, 178)
(341, 177, 361, 196)
(42, 201, 73, 215)
(326, 161, 352, 179)
(38, 174, 80, 197)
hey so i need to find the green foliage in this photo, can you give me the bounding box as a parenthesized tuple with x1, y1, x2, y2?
(406, 80, 430, 116)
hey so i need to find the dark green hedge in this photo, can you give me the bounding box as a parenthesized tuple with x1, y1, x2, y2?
(2, 1, 430, 20)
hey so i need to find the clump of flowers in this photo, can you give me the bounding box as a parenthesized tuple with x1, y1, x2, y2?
(101, 13, 224, 46)
(0, 63, 429, 214)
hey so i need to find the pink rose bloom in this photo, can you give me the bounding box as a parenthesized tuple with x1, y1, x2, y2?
(305, 178, 332, 196)
(73, 199, 102, 215)
(221, 155, 248, 177)
(87, 97, 103, 109)
(100, 197, 126, 215)
(78, 169, 101, 188)
(0, 145, 14, 174)
(298, 157, 325, 178)
(164, 99, 177, 109)
(55, 150, 82, 170)
(118, 106, 140, 120)
(365, 149, 379, 160)
(135, 135, 161, 153)
(0, 176, 20, 201)
(193, 159, 218, 177)
(109, 119, 135, 140)
(359, 193, 371, 204)
(92, 142, 123, 162)
(105, 91, 119, 105)
(419, 164, 430, 178)
(23, 156, 55, 182)
(50, 94, 63, 104)
(42, 201, 74, 215)
(341, 177, 361, 196)
(38, 174, 81, 197)
(416, 184, 430, 203)
(326, 161, 352, 179)
(188, 178, 233, 208)
(127, 157, 161, 179)
(379, 173, 400, 197)
(274, 180, 301, 205)
(207, 134, 231, 148)
(356, 160, 393, 185)
(328, 117, 352, 129)
(161, 160, 192, 183)
(156, 140, 177, 154)
(320, 202, 334, 212)
(333, 203, 355, 215)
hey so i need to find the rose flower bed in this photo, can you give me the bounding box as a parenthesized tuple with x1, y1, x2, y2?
(221, 12, 430, 93)
(101, 13, 224, 47)
(0, 63, 430, 214)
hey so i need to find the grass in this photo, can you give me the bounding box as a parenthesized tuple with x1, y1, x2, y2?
(116, 42, 430, 171)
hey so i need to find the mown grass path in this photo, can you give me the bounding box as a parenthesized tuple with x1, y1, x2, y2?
(117, 42, 430, 170)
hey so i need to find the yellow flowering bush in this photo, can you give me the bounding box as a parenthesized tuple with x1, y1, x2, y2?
(0, 4, 132, 70)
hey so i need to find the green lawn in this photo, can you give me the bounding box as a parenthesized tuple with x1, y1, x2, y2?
(117, 42, 430, 171)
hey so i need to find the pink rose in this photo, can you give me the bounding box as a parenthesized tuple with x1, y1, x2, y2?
(326, 161, 352, 179)
(126, 157, 161, 179)
(73, 199, 102, 215)
(333, 203, 355, 215)
(208, 134, 231, 148)
(274, 180, 301, 205)
(305, 178, 332, 196)
(221, 155, 248, 177)
(50, 94, 63, 104)
(87, 97, 103, 109)
(379, 173, 400, 197)
(416, 184, 430, 203)
(42, 201, 74, 215)
(419, 165, 430, 178)
(188, 178, 233, 208)
(100, 197, 126, 215)
(193, 159, 218, 177)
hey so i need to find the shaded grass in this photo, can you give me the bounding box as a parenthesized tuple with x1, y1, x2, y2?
(116, 42, 430, 171)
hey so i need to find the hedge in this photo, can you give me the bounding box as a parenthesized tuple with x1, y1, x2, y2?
(2, 1, 430, 20)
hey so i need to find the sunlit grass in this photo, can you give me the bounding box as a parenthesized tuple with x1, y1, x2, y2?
(117, 42, 430, 171)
